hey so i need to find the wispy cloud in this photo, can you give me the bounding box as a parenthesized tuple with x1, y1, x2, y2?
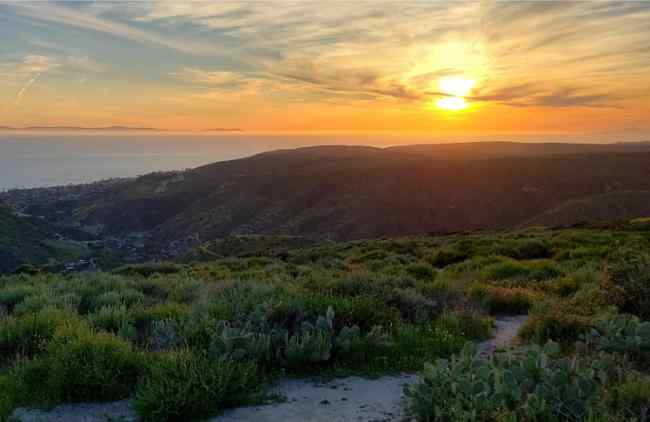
(6, 2, 227, 57)
(172, 68, 244, 87)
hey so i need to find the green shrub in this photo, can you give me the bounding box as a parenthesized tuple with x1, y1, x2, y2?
(134, 350, 258, 422)
(438, 311, 493, 341)
(32, 324, 142, 404)
(92, 289, 145, 310)
(606, 250, 650, 319)
(428, 248, 469, 268)
(113, 263, 184, 277)
(468, 283, 535, 314)
(482, 260, 530, 280)
(406, 341, 614, 422)
(387, 288, 440, 323)
(0, 308, 83, 365)
(583, 315, 650, 366)
(406, 263, 436, 281)
(0, 285, 35, 313)
(602, 379, 650, 421)
(494, 239, 553, 260)
(519, 306, 593, 346)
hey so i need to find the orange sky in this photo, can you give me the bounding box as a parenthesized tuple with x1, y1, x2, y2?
(1, 1, 649, 136)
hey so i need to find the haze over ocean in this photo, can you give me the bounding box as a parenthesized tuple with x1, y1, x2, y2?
(1, 131, 646, 190)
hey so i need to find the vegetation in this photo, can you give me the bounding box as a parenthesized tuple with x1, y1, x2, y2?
(2, 225, 650, 421)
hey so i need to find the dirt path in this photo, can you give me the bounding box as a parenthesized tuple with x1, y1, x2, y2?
(12, 315, 527, 422)
(477, 315, 529, 358)
(214, 375, 418, 422)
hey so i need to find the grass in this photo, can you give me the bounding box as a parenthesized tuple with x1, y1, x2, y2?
(1, 226, 650, 421)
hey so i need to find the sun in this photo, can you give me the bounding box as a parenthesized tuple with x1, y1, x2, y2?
(439, 77, 475, 97)
(436, 76, 475, 111)
(436, 97, 467, 111)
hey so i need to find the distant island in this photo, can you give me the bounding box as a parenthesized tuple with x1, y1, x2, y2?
(0, 125, 160, 131)
(201, 128, 243, 132)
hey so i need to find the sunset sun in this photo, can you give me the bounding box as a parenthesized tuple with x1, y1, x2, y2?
(436, 76, 475, 111)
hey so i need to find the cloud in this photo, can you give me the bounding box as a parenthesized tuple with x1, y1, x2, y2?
(172, 68, 244, 87)
(472, 83, 619, 108)
(65, 56, 107, 73)
(6, 2, 227, 57)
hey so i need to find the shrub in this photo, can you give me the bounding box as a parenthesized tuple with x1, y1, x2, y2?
(438, 311, 493, 341)
(0, 285, 35, 313)
(519, 306, 593, 346)
(482, 260, 529, 280)
(33, 325, 142, 404)
(494, 239, 553, 260)
(92, 289, 145, 310)
(113, 263, 184, 277)
(428, 248, 469, 268)
(406, 263, 436, 281)
(387, 288, 440, 323)
(0, 308, 83, 365)
(89, 305, 137, 341)
(134, 350, 258, 422)
(468, 283, 534, 314)
(602, 379, 650, 421)
(406, 341, 614, 422)
(582, 315, 650, 366)
(606, 250, 650, 319)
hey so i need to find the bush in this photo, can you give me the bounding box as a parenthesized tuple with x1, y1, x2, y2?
(482, 260, 530, 280)
(606, 250, 650, 319)
(520, 306, 593, 346)
(33, 324, 142, 404)
(582, 315, 650, 366)
(406, 263, 436, 281)
(113, 263, 184, 277)
(602, 379, 650, 421)
(494, 239, 553, 260)
(468, 283, 534, 314)
(0, 308, 83, 365)
(428, 248, 469, 268)
(0, 285, 35, 314)
(387, 288, 440, 323)
(134, 350, 259, 422)
(438, 311, 493, 341)
(406, 341, 614, 422)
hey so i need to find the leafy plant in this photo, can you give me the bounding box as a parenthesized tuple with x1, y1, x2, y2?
(406, 341, 615, 422)
(134, 350, 258, 422)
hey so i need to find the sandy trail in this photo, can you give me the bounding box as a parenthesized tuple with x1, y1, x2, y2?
(477, 315, 528, 358)
(13, 315, 527, 422)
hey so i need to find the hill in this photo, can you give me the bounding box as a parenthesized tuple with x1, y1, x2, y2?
(4, 142, 650, 250)
(523, 190, 650, 227)
(0, 204, 88, 272)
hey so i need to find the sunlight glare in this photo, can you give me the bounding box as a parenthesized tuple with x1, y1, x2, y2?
(436, 97, 467, 111)
(439, 77, 476, 97)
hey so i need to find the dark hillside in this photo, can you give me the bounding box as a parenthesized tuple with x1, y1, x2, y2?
(4, 144, 650, 245)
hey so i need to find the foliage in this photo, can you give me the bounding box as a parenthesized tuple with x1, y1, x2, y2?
(583, 315, 650, 366)
(468, 283, 535, 314)
(429, 247, 469, 268)
(406, 341, 617, 422)
(0, 227, 649, 420)
(133, 350, 258, 422)
(606, 249, 650, 319)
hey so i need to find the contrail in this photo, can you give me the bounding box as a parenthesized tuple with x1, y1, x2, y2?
(15, 73, 41, 105)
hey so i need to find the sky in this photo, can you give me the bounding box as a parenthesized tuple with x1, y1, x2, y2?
(1, 1, 650, 135)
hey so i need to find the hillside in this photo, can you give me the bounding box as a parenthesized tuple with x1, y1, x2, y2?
(3, 226, 650, 422)
(4, 142, 650, 249)
(524, 190, 650, 227)
(0, 204, 88, 272)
